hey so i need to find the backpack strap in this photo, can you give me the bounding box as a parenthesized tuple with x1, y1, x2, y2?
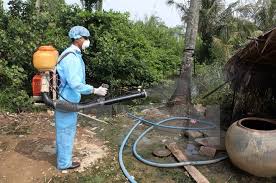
(57, 51, 76, 65)
(56, 51, 76, 94)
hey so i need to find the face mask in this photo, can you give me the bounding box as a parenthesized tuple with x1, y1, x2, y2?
(82, 40, 90, 50)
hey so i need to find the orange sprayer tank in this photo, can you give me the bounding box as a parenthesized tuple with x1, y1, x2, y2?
(33, 46, 59, 71)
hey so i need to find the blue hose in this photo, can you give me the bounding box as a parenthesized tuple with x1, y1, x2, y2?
(118, 119, 140, 183)
(118, 113, 228, 183)
(128, 113, 216, 130)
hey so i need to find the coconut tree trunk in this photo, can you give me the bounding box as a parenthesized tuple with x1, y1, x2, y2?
(96, 0, 103, 11)
(80, 0, 99, 11)
(169, 0, 201, 105)
(35, 0, 41, 12)
(0, 0, 3, 14)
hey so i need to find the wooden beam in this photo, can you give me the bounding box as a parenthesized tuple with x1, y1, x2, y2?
(166, 143, 209, 183)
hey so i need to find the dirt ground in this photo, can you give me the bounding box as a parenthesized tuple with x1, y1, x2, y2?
(0, 112, 108, 183)
(1, 108, 276, 183)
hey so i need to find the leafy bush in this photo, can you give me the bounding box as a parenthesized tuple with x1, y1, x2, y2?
(193, 37, 233, 105)
(0, 61, 33, 112)
(192, 62, 232, 105)
(0, 0, 182, 111)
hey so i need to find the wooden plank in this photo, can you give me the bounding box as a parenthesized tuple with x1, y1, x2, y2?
(166, 143, 210, 183)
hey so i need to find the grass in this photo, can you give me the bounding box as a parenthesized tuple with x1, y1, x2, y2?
(50, 113, 195, 183)
(50, 108, 276, 183)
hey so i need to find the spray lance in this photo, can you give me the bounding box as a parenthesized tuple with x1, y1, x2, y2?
(31, 46, 147, 112)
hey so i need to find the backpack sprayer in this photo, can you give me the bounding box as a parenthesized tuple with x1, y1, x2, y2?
(31, 45, 147, 112)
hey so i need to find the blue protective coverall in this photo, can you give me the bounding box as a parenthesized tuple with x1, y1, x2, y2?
(55, 44, 93, 170)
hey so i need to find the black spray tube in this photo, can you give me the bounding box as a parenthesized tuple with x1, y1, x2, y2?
(42, 91, 147, 112)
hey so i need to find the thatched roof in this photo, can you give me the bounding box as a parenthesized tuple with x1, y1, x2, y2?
(225, 27, 276, 92)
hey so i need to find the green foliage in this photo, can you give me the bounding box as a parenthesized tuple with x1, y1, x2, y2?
(0, 61, 33, 112)
(237, 0, 276, 31)
(193, 36, 233, 105)
(191, 0, 262, 106)
(192, 62, 232, 105)
(64, 11, 182, 88)
(0, 1, 182, 111)
(2, 0, 271, 112)
(197, 1, 258, 64)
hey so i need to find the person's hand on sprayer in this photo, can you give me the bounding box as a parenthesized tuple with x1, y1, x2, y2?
(93, 86, 108, 96)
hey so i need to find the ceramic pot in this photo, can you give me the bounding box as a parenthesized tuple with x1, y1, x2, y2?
(225, 117, 276, 177)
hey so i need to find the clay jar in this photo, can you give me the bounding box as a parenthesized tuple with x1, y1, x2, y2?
(225, 117, 276, 177)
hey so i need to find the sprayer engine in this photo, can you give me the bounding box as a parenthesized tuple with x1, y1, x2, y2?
(31, 45, 147, 111)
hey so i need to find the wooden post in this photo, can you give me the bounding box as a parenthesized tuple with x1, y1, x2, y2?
(52, 70, 57, 100)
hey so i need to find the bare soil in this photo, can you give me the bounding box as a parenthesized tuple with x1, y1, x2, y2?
(0, 112, 108, 183)
(1, 108, 276, 183)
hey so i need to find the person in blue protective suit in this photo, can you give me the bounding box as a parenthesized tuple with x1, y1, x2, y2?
(55, 26, 108, 170)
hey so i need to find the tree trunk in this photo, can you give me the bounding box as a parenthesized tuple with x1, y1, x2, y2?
(96, 0, 103, 11)
(80, 0, 100, 11)
(169, 0, 201, 105)
(0, 0, 3, 15)
(35, 0, 41, 12)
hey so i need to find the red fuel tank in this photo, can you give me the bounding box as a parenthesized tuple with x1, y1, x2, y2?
(32, 74, 42, 96)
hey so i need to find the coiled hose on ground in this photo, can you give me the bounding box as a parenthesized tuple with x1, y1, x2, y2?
(119, 113, 228, 183)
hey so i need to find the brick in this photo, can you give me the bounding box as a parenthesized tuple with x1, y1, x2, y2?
(199, 146, 216, 158)
(185, 130, 204, 139)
